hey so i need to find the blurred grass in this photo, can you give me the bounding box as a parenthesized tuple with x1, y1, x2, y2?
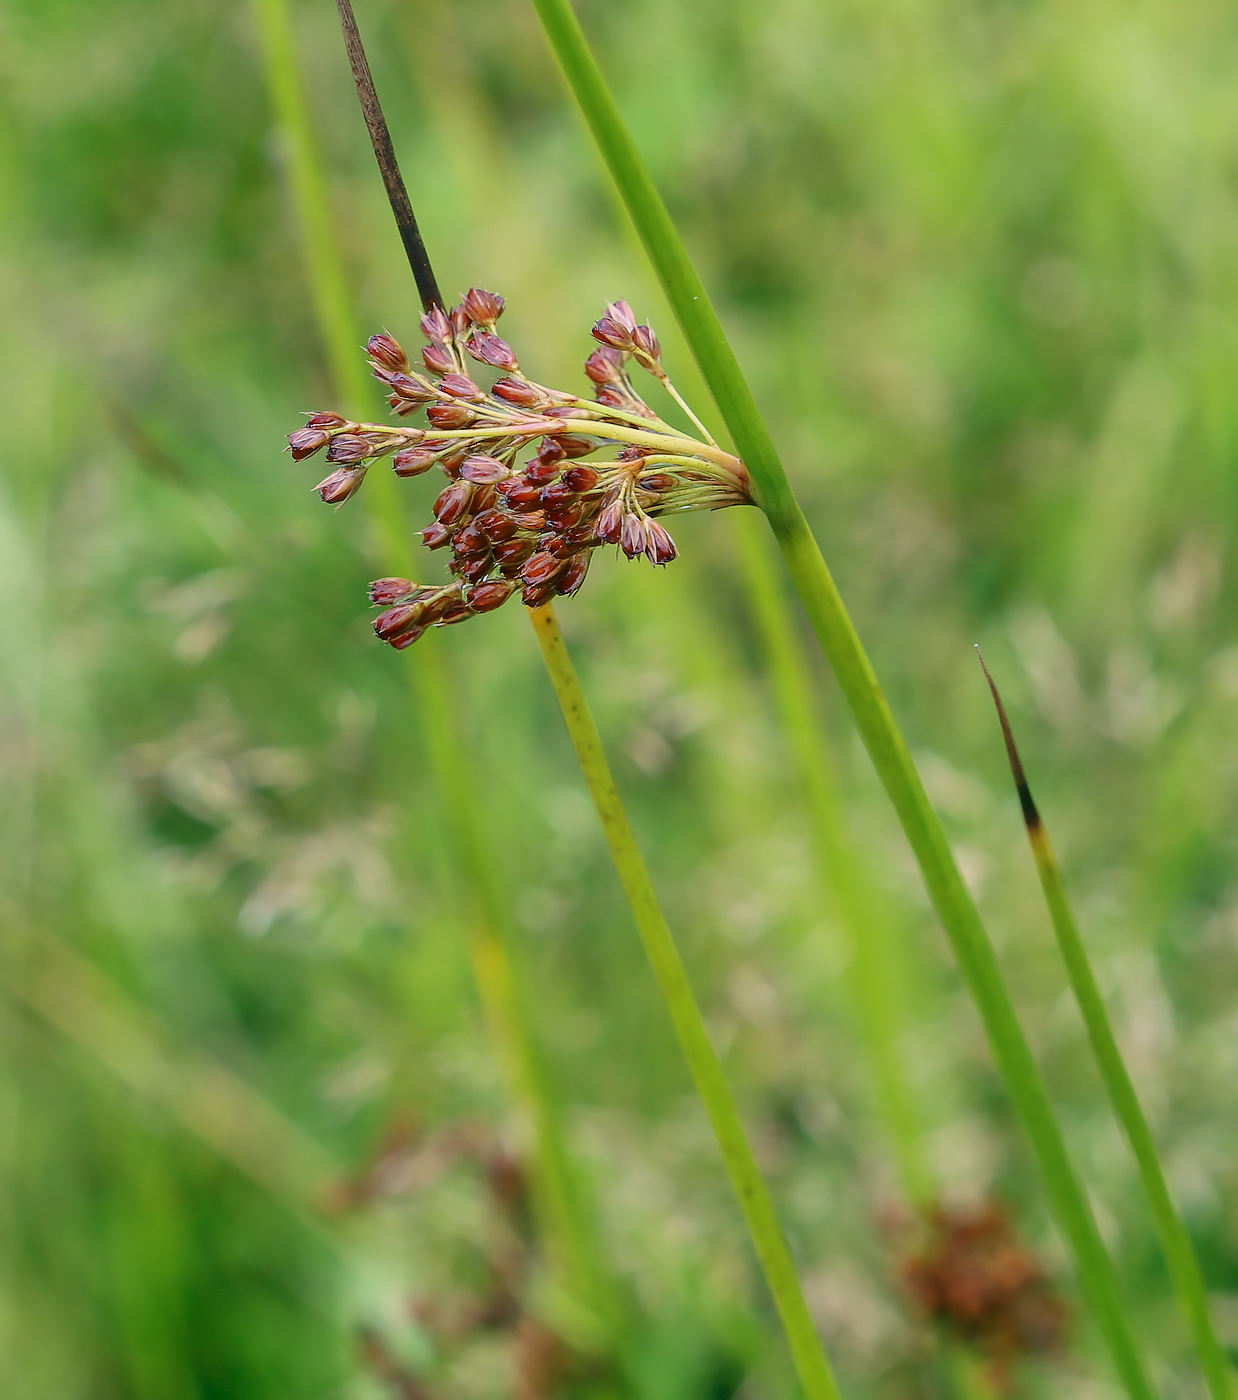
(4, 0, 1238, 1396)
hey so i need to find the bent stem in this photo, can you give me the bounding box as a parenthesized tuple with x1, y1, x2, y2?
(251, 0, 614, 1331)
(978, 653, 1233, 1400)
(527, 602, 842, 1400)
(526, 2, 1154, 1396)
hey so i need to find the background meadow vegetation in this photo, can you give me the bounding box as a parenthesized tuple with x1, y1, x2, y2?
(3, 0, 1238, 1395)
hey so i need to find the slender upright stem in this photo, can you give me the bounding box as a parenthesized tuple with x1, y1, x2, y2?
(524, 3, 1155, 1395)
(251, 0, 613, 1329)
(528, 602, 842, 1400)
(979, 654, 1233, 1400)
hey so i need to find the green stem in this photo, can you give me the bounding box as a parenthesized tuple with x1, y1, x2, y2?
(525, 3, 1155, 1395)
(527, 602, 842, 1400)
(251, 0, 614, 1332)
(732, 511, 932, 1207)
(979, 658, 1233, 1400)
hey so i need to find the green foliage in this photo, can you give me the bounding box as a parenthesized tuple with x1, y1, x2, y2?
(3, 0, 1238, 1396)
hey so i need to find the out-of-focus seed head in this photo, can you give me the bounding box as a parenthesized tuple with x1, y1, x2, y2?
(427, 403, 476, 429)
(466, 333, 519, 372)
(439, 373, 485, 402)
(392, 447, 437, 477)
(462, 288, 506, 326)
(460, 455, 511, 484)
(562, 465, 600, 492)
(468, 579, 514, 613)
(556, 552, 591, 597)
(433, 480, 474, 525)
(645, 519, 678, 566)
(368, 577, 417, 605)
(289, 426, 330, 460)
(420, 308, 452, 342)
(491, 377, 545, 408)
(421, 342, 456, 375)
(421, 521, 451, 550)
(366, 333, 408, 374)
(584, 347, 624, 385)
(326, 434, 372, 464)
(316, 466, 366, 505)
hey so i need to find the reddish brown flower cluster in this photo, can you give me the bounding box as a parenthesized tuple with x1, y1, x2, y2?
(899, 1201, 1066, 1390)
(287, 290, 751, 649)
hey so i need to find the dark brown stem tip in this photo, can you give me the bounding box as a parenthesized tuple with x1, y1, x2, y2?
(975, 646, 1042, 832)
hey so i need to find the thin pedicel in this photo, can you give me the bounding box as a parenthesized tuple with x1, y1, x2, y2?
(288, 295, 752, 646)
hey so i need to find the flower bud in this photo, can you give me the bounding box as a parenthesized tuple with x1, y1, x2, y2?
(631, 324, 661, 366)
(556, 552, 591, 597)
(366, 333, 409, 373)
(466, 333, 518, 371)
(421, 342, 456, 375)
(606, 299, 638, 331)
(326, 434, 372, 464)
(427, 403, 476, 429)
(563, 465, 600, 492)
(449, 304, 471, 338)
(421, 521, 451, 549)
(476, 509, 518, 542)
(460, 455, 511, 483)
(558, 435, 595, 459)
(584, 347, 624, 384)
(393, 447, 437, 476)
(433, 480, 474, 525)
(645, 519, 678, 565)
(439, 372, 485, 401)
(386, 374, 435, 410)
(368, 577, 416, 605)
(468, 579, 514, 613)
(462, 288, 506, 326)
(374, 604, 423, 641)
(491, 377, 545, 408)
(595, 499, 624, 543)
(619, 513, 647, 559)
(420, 308, 451, 342)
(315, 467, 366, 504)
(289, 426, 330, 460)
(307, 412, 346, 429)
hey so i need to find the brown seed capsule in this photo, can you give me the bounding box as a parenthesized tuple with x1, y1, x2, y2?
(545, 533, 581, 559)
(509, 510, 546, 531)
(388, 624, 426, 650)
(521, 581, 556, 608)
(421, 521, 451, 550)
(503, 480, 542, 510)
(448, 304, 471, 339)
(438, 373, 485, 401)
(439, 599, 473, 626)
(452, 519, 489, 555)
(307, 412, 346, 429)
(421, 342, 455, 375)
(456, 552, 494, 583)
(595, 499, 624, 543)
(562, 465, 600, 492)
(631, 324, 661, 365)
(420, 307, 452, 341)
(558, 435, 595, 460)
(426, 403, 476, 429)
(584, 347, 624, 384)
(433, 480, 473, 525)
(471, 484, 498, 514)
(385, 372, 435, 404)
(521, 551, 567, 587)
(460, 455, 511, 484)
(325, 434, 372, 464)
(525, 458, 560, 486)
(491, 377, 545, 408)
(544, 500, 585, 530)
(537, 438, 566, 465)
(465, 333, 518, 371)
(368, 577, 416, 605)
(556, 552, 591, 596)
(492, 537, 536, 571)
(596, 386, 627, 409)
(468, 579, 514, 613)
(366, 333, 408, 373)
(645, 519, 678, 565)
(441, 453, 467, 479)
(420, 591, 459, 623)
(541, 480, 577, 506)
(392, 447, 436, 477)
(592, 316, 635, 352)
(639, 472, 676, 493)
(477, 509, 519, 542)
(374, 604, 423, 641)
(620, 513, 647, 559)
(289, 426, 330, 460)
(315, 467, 366, 504)
(462, 287, 506, 326)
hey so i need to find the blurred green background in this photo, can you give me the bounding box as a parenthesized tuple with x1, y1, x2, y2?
(4, 0, 1238, 1395)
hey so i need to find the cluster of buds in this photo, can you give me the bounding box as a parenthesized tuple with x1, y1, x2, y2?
(287, 290, 752, 649)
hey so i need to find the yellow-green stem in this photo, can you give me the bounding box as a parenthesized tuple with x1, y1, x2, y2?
(527, 602, 842, 1400)
(980, 658, 1233, 1400)
(250, 0, 613, 1330)
(525, 2, 1155, 1394)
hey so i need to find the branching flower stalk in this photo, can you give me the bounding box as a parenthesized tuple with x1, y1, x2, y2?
(978, 653, 1233, 1400)
(523, 2, 1156, 1397)
(252, 0, 615, 1336)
